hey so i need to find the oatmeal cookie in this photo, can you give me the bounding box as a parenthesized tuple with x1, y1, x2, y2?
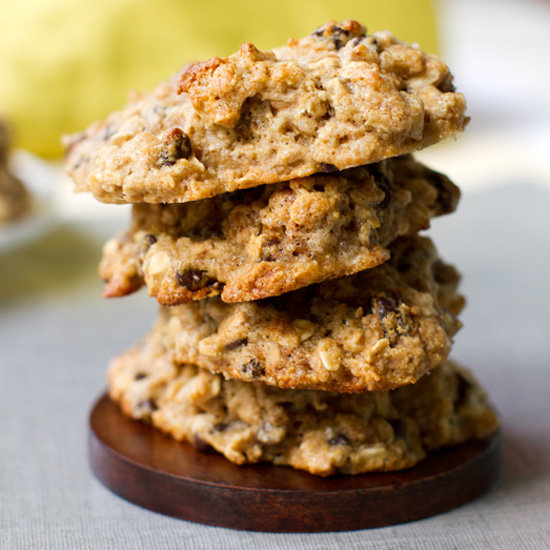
(149, 236, 464, 392)
(0, 122, 29, 222)
(99, 155, 459, 303)
(0, 165, 29, 222)
(108, 333, 498, 477)
(64, 20, 467, 204)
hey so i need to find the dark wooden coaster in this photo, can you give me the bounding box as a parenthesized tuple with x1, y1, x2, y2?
(89, 393, 500, 532)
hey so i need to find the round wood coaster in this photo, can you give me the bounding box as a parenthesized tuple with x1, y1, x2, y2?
(89, 393, 500, 532)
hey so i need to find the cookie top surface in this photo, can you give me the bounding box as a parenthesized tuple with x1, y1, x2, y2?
(108, 334, 498, 476)
(64, 20, 467, 204)
(150, 236, 464, 392)
(98, 155, 459, 303)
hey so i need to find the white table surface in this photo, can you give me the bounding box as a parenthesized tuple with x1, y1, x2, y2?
(1, 181, 550, 549)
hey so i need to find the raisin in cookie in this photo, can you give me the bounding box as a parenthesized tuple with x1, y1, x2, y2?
(99, 155, 459, 303)
(64, 20, 467, 204)
(108, 332, 498, 477)
(149, 236, 464, 392)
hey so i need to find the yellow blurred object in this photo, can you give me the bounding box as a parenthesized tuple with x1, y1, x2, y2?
(0, 0, 437, 158)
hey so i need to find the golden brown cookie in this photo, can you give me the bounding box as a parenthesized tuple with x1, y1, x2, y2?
(146, 236, 464, 392)
(108, 332, 498, 477)
(64, 21, 467, 204)
(99, 155, 459, 303)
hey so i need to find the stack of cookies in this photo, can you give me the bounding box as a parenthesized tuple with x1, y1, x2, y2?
(65, 21, 498, 476)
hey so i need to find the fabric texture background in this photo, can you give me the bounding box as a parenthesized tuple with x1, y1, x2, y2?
(1, 184, 549, 549)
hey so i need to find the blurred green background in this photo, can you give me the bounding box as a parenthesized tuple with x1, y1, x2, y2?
(0, 0, 437, 158)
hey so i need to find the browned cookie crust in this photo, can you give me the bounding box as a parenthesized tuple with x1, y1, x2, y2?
(108, 334, 498, 476)
(64, 20, 467, 204)
(146, 236, 464, 392)
(99, 155, 459, 303)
